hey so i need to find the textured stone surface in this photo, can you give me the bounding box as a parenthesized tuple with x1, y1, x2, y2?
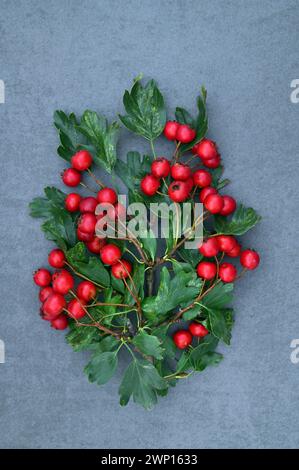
(0, 0, 298, 449)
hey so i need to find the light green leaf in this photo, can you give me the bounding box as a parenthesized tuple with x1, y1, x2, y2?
(202, 282, 233, 309)
(215, 204, 261, 236)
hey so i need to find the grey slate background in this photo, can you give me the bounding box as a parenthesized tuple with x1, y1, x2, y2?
(0, 0, 298, 449)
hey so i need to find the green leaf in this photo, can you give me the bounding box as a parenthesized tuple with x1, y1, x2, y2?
(175, 107, 194, 126)
(123, 263, 145, 305)
(29, 187, 66, 218)
(132, 330, 164, 360)
(54, 111, 87, 161)
(180, 86, 208, 153)
(183, 304, 202, 321)
(142, 266, 201, 324)
(66, 321, 101, 351)
(139, 229, 157, 262)
(152, 324, 176, 360)
(189, 335, 222, 371)
(215, 204, 261, 236)
(205, 308, 232, 345)
(77, 110, 119, 173)
(177, 246, 203, 268)
(41, 208, 76, 249)
(66, 245, 110, 287)
(202, 282, 233, 309)
(84, 350, 118, 385)
(118, 357, 167, 409)
(114, 151, 152, 192)
(119, 79, 166, 141)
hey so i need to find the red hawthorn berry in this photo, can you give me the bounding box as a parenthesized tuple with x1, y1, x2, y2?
(78, 213, 97, 233)
(191, 142, 200, 155)
(79, 197, 98, 213)
(199, 186, 217, 203)
(193, 169, 212, 188)
(107, 202, 126, 221)
(196, 261, 217, 280)
(39, 286, 54, 303)
(42, 293, 66, 320)
(77, 228, 94, 242)
(86, 236, 106, 254)
(196, 261, 217, 281)
(51, 314, 69, 330)
(77, 281, 97, 302)
(168, 181, 189, 202)
(202, 154, 221, 169)
(185, 177, 194, 192)
(67, 298, 86, 320)
(52, 270, 74, 295)
(176, 124, 196, 143)
(48, 249, 65, 269)
(173, 330, 193, 349)
(33, 268, 52, 287)
(140, 174, 160, 196)
(199, 237, 219, 257)
(97, 188, 117, 205)
(111, 260, 132, 279)
(219, 195, 237, 216)
(195, 138, 218, 160)
(61, 168, 81, 187)
(204, 194, 224, 214)
(170, 163, 191, 181)
(151, 158, 171, 178)
(240, 249, 260, 270)
(100, 243, 121, 265)
(65, 193, 81, 212)
(164, 121, 179, 140)
(219, 263, 237, 283)
(227, 243, 241, 258)
(71, 150, 93, 171)
(216, 235, 237, 253)
(189, 322, 209, 338)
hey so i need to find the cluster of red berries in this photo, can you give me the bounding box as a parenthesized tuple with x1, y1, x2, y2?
(61, 149, 93, 187)
(173, 322, 209, 349)
(197, 235, 260, 283)
(33, 249, 97, 330)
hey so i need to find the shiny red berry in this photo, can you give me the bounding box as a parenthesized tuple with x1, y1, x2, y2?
(199, 237, 219, 257)
(62, 168, 81, 187)
(48, 249, 65, 268)
(240, 250, 260, 270)
(204, 194, 224, 214)
(196, 261, 217, 280)
(77, 281, 97, 302)
(216, 235, 237, 253)
(219, 196, 237, 216)
(227, 243, 241, 258)
(173, 330, 193, 349)
(189, 322, 209, 338)
(195, 139, 218, 160)
(140, 174, 160, 196)
(52, 270, 74, 295)
(111, 260, 132, 279)
(67, 299, 86, 320)
(100, 243, 121, 265)
(51, 314, 69, 330)
(164, 121, 179, 140)
(193, 169, 212, 188)
(170, 163, 191, 181)
(199, 186, 217, 203)
(97, 188, 117, 205)
(77, 228, 94, 242)
(202, 154, 221, 169)
(219, 263, 237, 282)
(86, 236, 106, 254)
(168, 181, 189, 202)
(79, 197, 98, 213)
(42, 293, 66, 320)
(65, 193, 81, 212)
(39, 286, 54, 303)
(71, 150, 93, 171)
(151, 158, 171, 178)
(176, 124, 196, 143)
(33, 268, 51, 287)
(78, 213, 97, 233)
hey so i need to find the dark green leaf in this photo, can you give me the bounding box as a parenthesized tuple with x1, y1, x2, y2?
(54, 111, 87, 161)
(119, 79, 166, 141)
(41, 208, 76, 249)
(114, 151, 152, 192)
(202, 282, 233, 309)
(205, 308, 231, 345)
(123, 263, 145, 305)
(180, 86, 208, 153)
(66, 321, 101, 351)
(189, 335, 222, 371)
(84, 350, 118, 385)
(152, 324, 176, 360)
(215, 204, 261, 236)
(177, 246, 203, 268)
(66, 246, 110, 287)
(132, 330, 164, 360)
(77, 110, 119, 173)
(118, 357, 167, 409)
(183, 304, 202, 321)
(175, 107, 194, 126)
(29, 187, 66, 218)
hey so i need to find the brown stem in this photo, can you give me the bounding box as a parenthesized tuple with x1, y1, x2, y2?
(87, 168, 105, 188)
